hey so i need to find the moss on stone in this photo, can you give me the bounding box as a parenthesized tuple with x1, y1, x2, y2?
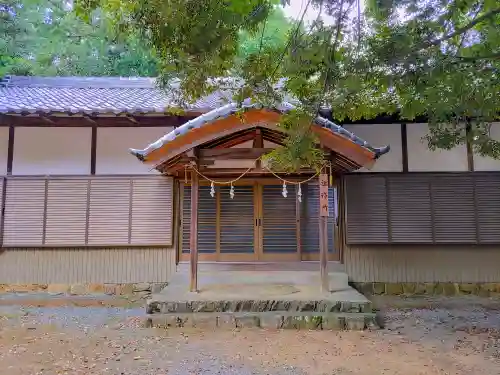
(442, 283, 458, 296)
(373, 282, 386, 294)
(385, 283, 404, 295)
(414, 283, 427, 295)
(458, 283, 478, 294)
(402, 283, 416, 295)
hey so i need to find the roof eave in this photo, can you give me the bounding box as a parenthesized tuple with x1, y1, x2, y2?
(128, 102, 391, 170)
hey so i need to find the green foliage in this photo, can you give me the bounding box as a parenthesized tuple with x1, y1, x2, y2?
(365, 0, 500, 156)
(75, 0, 282, 104)
(9, 0, 500, 169)
(1, 0, 159, 77)
(263, 109, 325, 172)
(237, 7, 292, 61)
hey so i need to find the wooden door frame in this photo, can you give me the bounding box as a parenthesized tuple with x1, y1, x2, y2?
(178, 178, 341, 262)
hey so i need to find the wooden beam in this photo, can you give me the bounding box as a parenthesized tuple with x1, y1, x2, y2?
(0, 113, 192, 128)
(194, 167, 316, 175)
(126, 115, 139, 124)
(189, 168, 199, 292)
(319, 173, 329, 293)
(196, 168, 262, 174)
(40, 116, 56, 125)
(254, 129, 263, 168)
(6, 126, 14, 174)
(90, 126, 97, 175)
(401, 123, 409, 172)
(199, 148, 273, 160)
(253, 128, 264, 148)
(213, 130, 256, 149)
(465, 121, 474, 171)
(83, 115, 98, 125)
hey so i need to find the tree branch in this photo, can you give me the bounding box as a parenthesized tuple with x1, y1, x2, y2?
(456, 52, 500, 61)
(422, 7, 500, 50)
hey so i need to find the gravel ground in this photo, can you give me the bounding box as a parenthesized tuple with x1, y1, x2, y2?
(0, 295, 499, 375)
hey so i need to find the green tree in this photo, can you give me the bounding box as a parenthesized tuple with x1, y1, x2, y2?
(1, 0, 40, 75)
(73, 0, 499, 169)
(1, 0, 160, 77)
(365, 0, 500, 157)
(238, 7, 293, 60)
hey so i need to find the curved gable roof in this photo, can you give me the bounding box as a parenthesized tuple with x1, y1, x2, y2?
(129, 102, 390, 171)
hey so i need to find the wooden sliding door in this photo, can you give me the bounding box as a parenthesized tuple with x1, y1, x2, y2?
(258, 184, 299, 260)
(181, 183, 258, 261)
(218, 184, 258, 261)
(180, 181, 338, 262)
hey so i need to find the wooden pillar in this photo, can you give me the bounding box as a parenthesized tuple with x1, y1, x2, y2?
(319, 173, 329, 293)
(189, 169, 199, 292)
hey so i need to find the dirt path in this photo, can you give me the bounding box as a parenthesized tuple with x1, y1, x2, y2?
(0, 295, 498, 375)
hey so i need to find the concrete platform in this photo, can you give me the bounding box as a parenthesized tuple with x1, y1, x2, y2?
(146, 267, 375, 330)
(176, 261, 346, 273)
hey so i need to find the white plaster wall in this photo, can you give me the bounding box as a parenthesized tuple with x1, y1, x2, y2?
(0, 127, 8, 175)
(407, 123, 468, 172)
(473, 122, 500, 171)
(343, 124, 403, 172)
(13, 127, 91, 175)
(96, 127, 173, 174)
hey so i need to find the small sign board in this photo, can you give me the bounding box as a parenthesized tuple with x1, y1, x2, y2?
(319, 173, 329, 217)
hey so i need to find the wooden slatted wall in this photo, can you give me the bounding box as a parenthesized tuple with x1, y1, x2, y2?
(387, 175, 432, 243)
(345, 172, 500, 245)
(0, 177, 4, 244)
(45, 179, 88, 245)
(3, 179, 46, 246)
(87, 178, 131, 245)
(432, 175, 476, 243)
(130, 178, 173, 245)
(476, 174, 500, 243)
(0, 176, 174, 247)
(345, 176, 388, 244)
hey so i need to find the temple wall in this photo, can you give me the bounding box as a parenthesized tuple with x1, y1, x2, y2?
(343, 123, 403, 172)
(0, 247, 177, 284)
(406, 123, 468, 172)
(473, 122, 500, 171)
(344, 244, 500, 283)
(12, 127, 91, 175)
(96, 127, 173, 174)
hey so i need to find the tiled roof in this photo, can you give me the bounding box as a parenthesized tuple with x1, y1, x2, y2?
(0, 76, 233, 114)
(129, 101, 391, 162)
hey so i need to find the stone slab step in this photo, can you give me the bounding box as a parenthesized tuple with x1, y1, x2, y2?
(146, 298, 372, 314)
(144, 311, 378, 331)
(176, 261, 346, 273)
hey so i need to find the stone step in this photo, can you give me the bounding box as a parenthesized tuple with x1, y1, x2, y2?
(167, 271, 350, 292)
(176, 261, 346, 273)
(144, 311, 378, 330)
(146, 298, 372, 315)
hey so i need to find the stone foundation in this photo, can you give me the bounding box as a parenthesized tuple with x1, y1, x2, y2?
(0, 282, 168, 298)
(145, 312, 378, 331)
(147, 299, 372, 315)
(353, 282, 500, 297)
